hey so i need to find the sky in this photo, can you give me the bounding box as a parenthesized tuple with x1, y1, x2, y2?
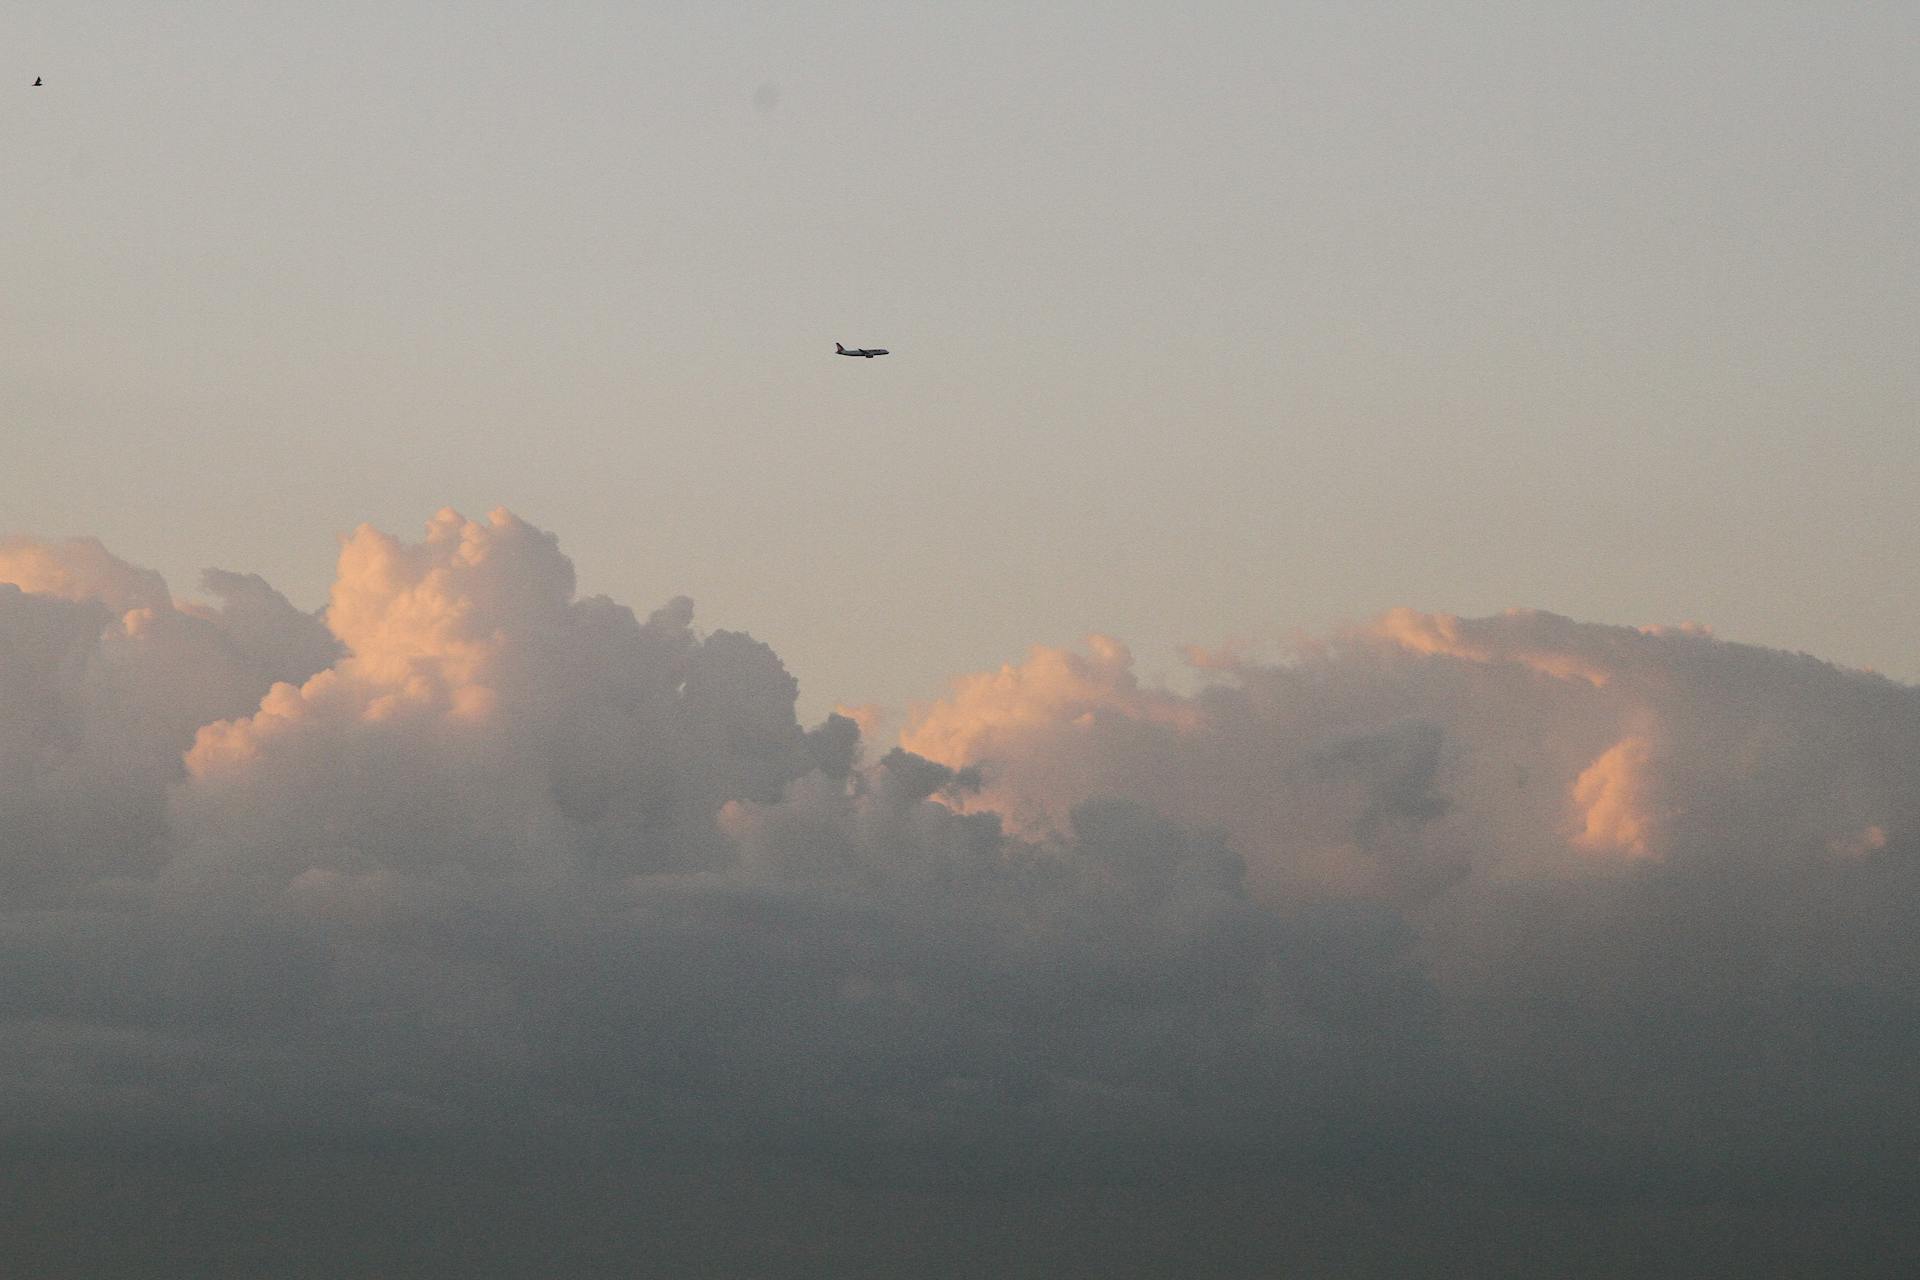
(5, 3, 1920, 1275)
(6, 0, 1917, 721)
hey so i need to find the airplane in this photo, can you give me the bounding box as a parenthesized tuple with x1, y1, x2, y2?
(32, 77, 42, 86)
(835, 342, 889, 358)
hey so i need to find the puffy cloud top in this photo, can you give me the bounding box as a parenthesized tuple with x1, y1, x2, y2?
(907, 607, 1920, 898)
(0, 534, 171, 614)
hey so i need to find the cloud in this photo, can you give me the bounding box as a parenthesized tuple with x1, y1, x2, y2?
(906, 607, 1920, 896)
(0, 534, 171, 614)
(3, 515, 1920, 1273)
(0, 537, 336, 897)
(1570, 734, 1659, 856)
(896, 606, 1920, 1252)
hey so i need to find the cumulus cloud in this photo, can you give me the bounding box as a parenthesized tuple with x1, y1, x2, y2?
(0, 537, 336, 896)
(900, 608, 1920, 1254)
(3, 512, 1919, 1274)
(0, 534, 172, 613)
(906, 607, 1920, 896)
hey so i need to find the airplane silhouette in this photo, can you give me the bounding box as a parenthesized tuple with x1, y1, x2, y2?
(835, 343, 889, 358)
(32, 77, 42, 86)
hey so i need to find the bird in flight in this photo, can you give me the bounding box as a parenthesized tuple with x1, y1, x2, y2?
(32, 77, 43, 86)
(835, 342, 889, 358)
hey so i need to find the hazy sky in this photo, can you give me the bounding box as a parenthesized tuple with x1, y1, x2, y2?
(7, 1, 1916, 720)
(12, 10, 1920, 1271)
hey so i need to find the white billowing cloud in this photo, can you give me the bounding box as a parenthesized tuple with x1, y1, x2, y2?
(175, 508, 833, 881)
(905, 607, 1920, 900)
(4, 510, 1920, 1271)
(892, 603, 1920, 1241)
(0, 537, 336, 896)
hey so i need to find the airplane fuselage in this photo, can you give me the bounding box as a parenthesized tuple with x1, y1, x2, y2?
(836, 343, 889, 358)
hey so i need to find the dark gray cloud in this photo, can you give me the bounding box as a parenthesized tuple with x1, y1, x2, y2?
(2, 511, 1918, 1276)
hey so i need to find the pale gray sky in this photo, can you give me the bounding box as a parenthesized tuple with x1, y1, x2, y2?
(6, 0, 1916, 718)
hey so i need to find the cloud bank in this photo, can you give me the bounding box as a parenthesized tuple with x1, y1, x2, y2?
(3, 509, 1917, 1276)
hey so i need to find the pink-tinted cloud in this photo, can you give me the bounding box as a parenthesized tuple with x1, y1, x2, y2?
(1570, 735, 1660, 857)
(903, 607, 1920, 901)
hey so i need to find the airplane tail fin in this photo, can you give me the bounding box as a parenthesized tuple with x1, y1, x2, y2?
(835, 343, 846, 353)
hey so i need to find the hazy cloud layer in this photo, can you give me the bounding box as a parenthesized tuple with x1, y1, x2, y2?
(3, 510, 1918, 1276)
